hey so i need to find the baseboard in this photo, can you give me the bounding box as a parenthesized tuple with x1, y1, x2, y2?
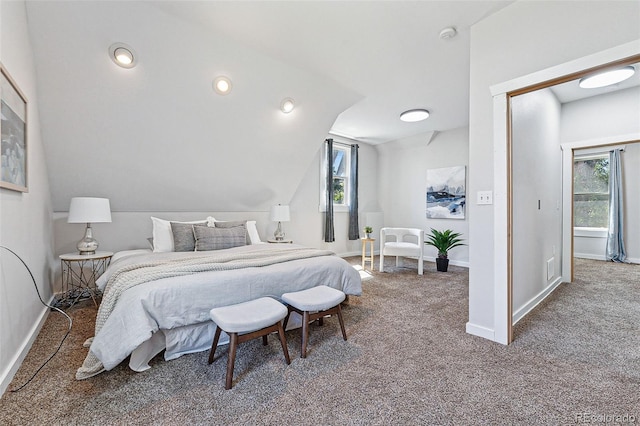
(0, 297, 53, 397)
(338, 251, 366, 258)
(574, 253, 606, 261)
(341, 252, 471, 269)
(575, 254, 640, 264)
(512, 277, 563, 325)
(423, 256, 469, 268)
(466, 322, 495, 340)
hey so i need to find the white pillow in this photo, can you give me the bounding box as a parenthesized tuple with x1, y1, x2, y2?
(206, 216, 262, 244)
(246, 220, 261, 244)
(151, 216, 214, 252)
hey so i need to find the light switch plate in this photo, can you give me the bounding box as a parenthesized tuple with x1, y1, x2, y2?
(477, 191, 493, 205)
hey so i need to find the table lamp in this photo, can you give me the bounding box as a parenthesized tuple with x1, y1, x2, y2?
(270, 204, 290, 241)
(67, 197, 112, 255)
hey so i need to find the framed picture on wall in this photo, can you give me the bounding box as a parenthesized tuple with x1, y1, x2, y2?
(1, 64, 28, 193)
(426, 166, 466, 219)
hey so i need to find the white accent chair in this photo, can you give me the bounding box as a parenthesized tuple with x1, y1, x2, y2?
(379, 227, 424, 275)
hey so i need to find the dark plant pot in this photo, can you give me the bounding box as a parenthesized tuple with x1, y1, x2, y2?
(436, 257, 449, 272)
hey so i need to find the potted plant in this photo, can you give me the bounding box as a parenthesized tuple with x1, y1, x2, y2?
(363, 226, 373, 239)
(425, 228, 465, 272)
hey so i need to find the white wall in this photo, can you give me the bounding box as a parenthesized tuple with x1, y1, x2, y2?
(377, 127, 469, 266)
(468, 0, 640, 341)
(562, 87, 640, 263)
(287, 138, 380, 256)
(0, 1, 54, 395)
(561, 87, 640, 143)
(51, 138, 380, 287)
(25, 1, 361, 214)
(511, 88, 563, 318)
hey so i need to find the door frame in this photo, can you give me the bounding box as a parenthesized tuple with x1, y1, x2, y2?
(489, 41, 640, 344)
(561, 138, 639, 284)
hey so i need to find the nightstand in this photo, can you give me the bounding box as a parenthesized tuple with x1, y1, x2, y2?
(267, 239, 293, 244)
(57, 251, 113, 308)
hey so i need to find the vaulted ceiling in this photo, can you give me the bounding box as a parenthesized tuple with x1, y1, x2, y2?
(25, 1, 513, 212)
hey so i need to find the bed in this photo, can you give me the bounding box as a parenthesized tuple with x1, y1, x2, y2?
(76, 239, 362, 380)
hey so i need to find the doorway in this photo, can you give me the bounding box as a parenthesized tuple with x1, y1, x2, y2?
(490, 46, 640, 344)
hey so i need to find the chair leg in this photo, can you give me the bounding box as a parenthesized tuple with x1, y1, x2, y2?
(336, 304, 347, 341)
(208, 326, 222, 364)
(225, 333, 238, 390)
(276, 321, 291, 364)
(283, 310, 291, 330)
(262, 335, 268, 345)
(379, 252, 384, 272)
(418, 257, 424, 275)
(301, 311, 310, 358)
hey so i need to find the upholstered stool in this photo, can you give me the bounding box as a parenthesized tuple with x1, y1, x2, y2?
(281, 286, 347, 358)
(208, 297, 290, 389)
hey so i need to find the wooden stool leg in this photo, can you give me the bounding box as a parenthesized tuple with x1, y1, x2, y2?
(208, 326, 222, 364)
(301, 311, 310, 358)
(225, 333, 238, 390)
(336, 304, 347, 341)
(276, 321, 291, 364)
(262, 335, 268, 346)
(283, 309, 291, 330)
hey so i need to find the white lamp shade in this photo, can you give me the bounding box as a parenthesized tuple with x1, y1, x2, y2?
(68, 197, 112, 223)
(270, 205, 290, 222)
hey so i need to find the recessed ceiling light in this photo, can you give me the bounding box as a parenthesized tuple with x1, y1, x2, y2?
(213, 76, 232, 95)
(109, 43, 137, 69)
(579, 66, 635, 89)
(280, 98, 295, 113)
(400, 109, 430, 122)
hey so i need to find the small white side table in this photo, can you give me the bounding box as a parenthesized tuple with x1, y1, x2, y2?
(58, 251, 113, 308)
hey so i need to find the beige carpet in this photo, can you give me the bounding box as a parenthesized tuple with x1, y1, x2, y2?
(1, 257, 638, 425)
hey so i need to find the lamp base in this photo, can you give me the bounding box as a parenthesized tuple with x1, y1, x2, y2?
(273, 222, 285, 241)
(77, 224, 98, 255)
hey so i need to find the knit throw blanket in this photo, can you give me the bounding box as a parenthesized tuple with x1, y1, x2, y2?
(76, 247, 334, 380)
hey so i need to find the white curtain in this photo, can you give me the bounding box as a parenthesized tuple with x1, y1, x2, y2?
(606, 148, 626, 262)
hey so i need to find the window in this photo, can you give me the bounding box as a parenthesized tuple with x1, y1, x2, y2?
(332, 145, 349, 205)
(573, 154, 609, 228)
(320, 140, 351, 212)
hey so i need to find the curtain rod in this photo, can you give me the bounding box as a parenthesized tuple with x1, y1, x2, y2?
(326, 138, 358, 148)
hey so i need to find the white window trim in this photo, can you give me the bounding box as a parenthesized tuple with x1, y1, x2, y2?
(319, 138, 353, 213)
(574, 227, 608, 238)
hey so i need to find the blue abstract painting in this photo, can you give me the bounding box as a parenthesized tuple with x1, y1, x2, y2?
(426, 166, 466, 219)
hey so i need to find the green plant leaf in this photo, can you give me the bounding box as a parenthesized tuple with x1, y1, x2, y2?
(424, 228, 465, 258)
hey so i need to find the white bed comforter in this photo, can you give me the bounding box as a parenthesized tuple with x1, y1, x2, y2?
(77, 244, 362, 379)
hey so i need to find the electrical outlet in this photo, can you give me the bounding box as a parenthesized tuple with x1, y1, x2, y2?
(477, 191, 493, 205)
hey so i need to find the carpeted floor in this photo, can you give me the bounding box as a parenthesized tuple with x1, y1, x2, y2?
(1, 257, 638, 425)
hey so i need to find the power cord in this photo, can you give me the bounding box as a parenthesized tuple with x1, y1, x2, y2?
(0, 246, 73, 392)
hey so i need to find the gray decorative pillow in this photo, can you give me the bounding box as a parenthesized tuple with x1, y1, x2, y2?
(170, 222, 207, 252)
(194, 225, 247, 251)
(214, 220, 249, 244)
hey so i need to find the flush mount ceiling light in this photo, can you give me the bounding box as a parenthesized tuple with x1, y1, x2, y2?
(109, 43, 137, 69)
(579, 66, 635, 89)
(280, 98, 295, 113)
(213, 76, 232, 95)
(400, 109, 430, 122)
